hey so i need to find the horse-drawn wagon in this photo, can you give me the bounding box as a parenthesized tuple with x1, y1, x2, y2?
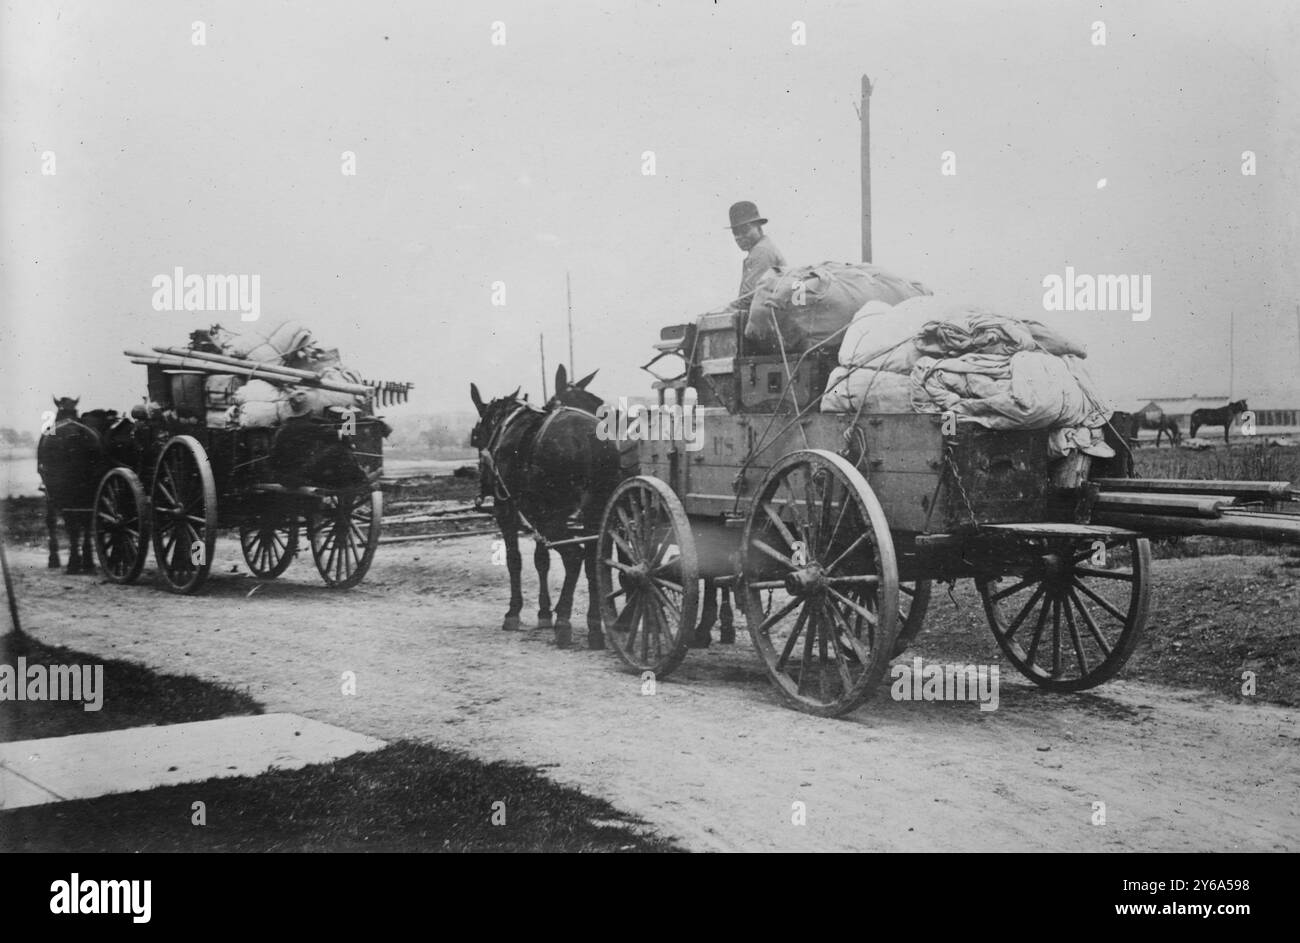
(591, 308, 1300, 717)
(50, 326, 412, 594)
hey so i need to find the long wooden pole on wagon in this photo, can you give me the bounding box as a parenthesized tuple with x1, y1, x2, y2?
(860, 73, 873, 264)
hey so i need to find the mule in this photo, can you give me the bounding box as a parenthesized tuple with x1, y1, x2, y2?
(471, 366, 621, 648)
(1190, 400, 1247, 444)
(1127, 410, 1181, 447)
(37, 397, 136, 573)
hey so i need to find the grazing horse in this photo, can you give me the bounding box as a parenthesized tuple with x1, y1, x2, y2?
(471, 366, 622, 648)
(1127, 410, 1182, 447)
(37, 397, 135, 573)
(1190, 399, 1248, 444)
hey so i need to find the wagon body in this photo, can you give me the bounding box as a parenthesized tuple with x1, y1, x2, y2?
(591, 311, 1294, 716)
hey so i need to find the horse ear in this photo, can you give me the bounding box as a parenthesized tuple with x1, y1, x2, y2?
(72, 397, 80, 406)
(53, 396, 59, 407)
(510, 386, 520, 401)
(555, 364, 568, 392)
(470, 383, 485, 416)
(574, 370, 598, 390)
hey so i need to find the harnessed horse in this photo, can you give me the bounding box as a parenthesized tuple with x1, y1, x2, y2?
(37, 397, 137, 573)
(471, 366, 621, 648)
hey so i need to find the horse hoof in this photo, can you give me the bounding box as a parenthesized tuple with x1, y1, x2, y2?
(502, 615, 522, 631)
(587, 631, 605, 650)
(537, 614, 553, 629)
(47, 558, 61, 569)
(555, 622, 573, 648)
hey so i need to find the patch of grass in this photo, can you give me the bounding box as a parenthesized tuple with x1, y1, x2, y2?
(0, 633, 262, 742)
(0, 740, 682, 852)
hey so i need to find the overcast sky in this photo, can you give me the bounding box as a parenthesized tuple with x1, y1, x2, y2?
(3, 0, 1298, 431)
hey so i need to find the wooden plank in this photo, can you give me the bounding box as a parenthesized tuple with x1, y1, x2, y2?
(1094, 492, 1233, 517)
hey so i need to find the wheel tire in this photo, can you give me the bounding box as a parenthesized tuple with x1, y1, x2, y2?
(977, 534, 1151, 691)
(240, 520, 299, 579)
(596, 476, 698, 678)
(92, 467, 148, 584)
(741, 449, 900, 717)
(150, 435, 217, 594)
(307, 488, 381, 589)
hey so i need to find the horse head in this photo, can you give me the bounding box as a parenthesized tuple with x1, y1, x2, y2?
(52, 396, 80, 422)
(1231, 399, 1249, 414)
(547, 365, 604, 414)
(469, 383, 527, 450)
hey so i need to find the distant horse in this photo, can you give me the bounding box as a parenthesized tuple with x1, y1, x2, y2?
(1190, 400, 1248, 444)
(471, 365, 621, 648)
(37, 397, 136, 573)
(1127, 410, 1182, 447)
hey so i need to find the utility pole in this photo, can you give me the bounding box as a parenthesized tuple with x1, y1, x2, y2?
(539, 333, 548, 401)
(566, 271, 575, 375)
(1228, 310, 1235, 399)
(860, 73, 873, 263)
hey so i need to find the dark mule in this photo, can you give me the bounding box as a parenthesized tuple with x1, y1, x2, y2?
(471, 366, 621, 648)
(37, 397, 136, 573)
(1127, 410, 1181, 447)
(1190, 400, 1247, 444)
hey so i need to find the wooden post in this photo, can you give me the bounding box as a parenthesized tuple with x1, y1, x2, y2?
(861, 74, 873, 264)
(539, 333, 548, 401)
(0, 533, 21, 636)
(566, 272, 575, 377)
(1228, 310, 1235, 399)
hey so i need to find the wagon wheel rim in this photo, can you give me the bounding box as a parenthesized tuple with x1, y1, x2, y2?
(741, 449, 900, 717)
(239, 519, 299, 579)
(596, 476, 698, 677)
(149, 436, 217, 594)
(93, 467, 148, 584)
(307, 488, 381, 589)
(888, 580, 933, 658)
(977, 534, 1151, 691)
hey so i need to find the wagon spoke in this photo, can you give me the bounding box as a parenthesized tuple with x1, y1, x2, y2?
(1062, 596, 1089, 676)
(826, 586, 878, 628)
(1051, 596, 1063, 678)
(777, 606, 810, 672)
(1024, 590, 1052, 664)
(609, 528, 640, 566)
(822, 600, 860, 690)
(1003, 583, 1048, 641)
(1068, 587, 1113, 656)
(752, 538, 796, 570)
(1072, 579, 1127, 622)
(761, 502, 799, 554)
(823, 532, 870, 576)
(754, 594, 804, 636)
(991, 577, 1034, 601)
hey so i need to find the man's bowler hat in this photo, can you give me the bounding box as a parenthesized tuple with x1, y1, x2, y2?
(727, 201, 768, 230)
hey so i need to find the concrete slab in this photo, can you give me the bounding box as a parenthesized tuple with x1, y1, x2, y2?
(0, 713, 386, 810)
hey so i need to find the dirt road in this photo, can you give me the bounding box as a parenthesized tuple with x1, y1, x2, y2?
(7, 539, 1297, 852)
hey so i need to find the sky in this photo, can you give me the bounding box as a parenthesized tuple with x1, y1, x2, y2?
(3, 0, 1299, 432)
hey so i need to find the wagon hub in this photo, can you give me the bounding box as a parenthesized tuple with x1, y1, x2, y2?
(1040, 552, 1069, 582)
(784, 563, 827, 597)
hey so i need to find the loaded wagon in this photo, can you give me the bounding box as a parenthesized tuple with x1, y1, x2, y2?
(91, 336, 410, 594)
(592, 309, 1300, 716)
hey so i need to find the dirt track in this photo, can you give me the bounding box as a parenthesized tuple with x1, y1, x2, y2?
(7, 539, 1298, 852)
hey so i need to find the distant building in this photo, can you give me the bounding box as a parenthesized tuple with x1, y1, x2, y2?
(1134, 395, 1300, 436)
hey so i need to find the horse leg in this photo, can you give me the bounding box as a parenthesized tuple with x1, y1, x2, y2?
(553, 545, 581, 648)
(583, 544, 604, 649)
(501, 516, 523, 631)
(719, 586, 736, 644)
(690, 580, 717, 648)
(46, 498, 61, 568)
(534, 539, 553, 628)
(79, 510, 95, 573)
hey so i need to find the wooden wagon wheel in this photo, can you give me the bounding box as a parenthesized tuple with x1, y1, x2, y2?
(92, 467, 148, 584)
(239, 519, 299, 579)
(307, 488, 381, 589)
(741, 449, 900, 717)
(596, 475, 699, 678)
(976, 534, 1151, 691)
(150, 435, 217, 594)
